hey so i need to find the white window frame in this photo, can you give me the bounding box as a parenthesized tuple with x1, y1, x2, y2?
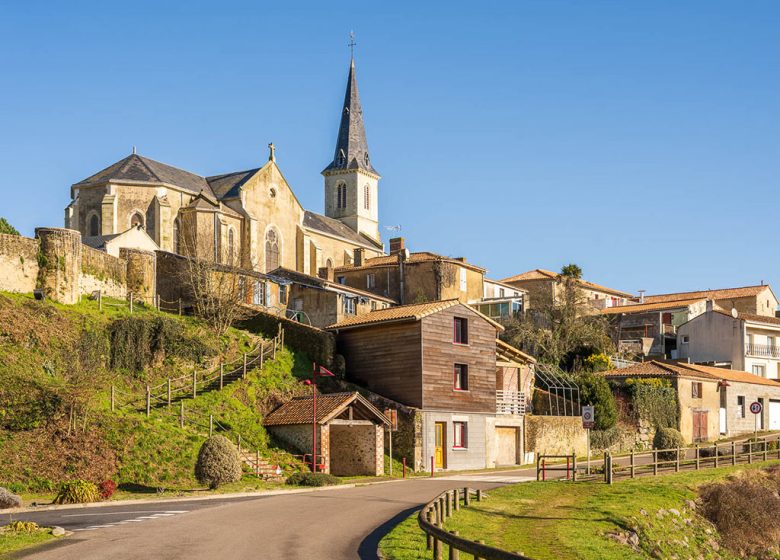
(453, 421, 468, 449)
(459, 268, 467, 292)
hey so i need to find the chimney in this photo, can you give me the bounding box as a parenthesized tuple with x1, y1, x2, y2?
(706, 299, 714, 313)
(638, 289, 645, 304)
(389, 237, 405, 256)
(455, 257, 467, 263)
(353, 248, 365, 267)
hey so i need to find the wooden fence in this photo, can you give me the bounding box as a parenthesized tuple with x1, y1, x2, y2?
(418, 488, 531, 560)
(537, 433, 780, 484)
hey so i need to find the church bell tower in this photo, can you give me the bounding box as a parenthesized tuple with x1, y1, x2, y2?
(322, 51, 381, 243)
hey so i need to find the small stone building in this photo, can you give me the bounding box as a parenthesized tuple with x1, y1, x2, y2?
(264, 392, 390, 476)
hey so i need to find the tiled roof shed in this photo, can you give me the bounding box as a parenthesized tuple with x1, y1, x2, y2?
(264, 392, 390, 426)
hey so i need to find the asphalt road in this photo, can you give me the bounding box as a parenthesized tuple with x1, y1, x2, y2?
(5, 469, 537, 560)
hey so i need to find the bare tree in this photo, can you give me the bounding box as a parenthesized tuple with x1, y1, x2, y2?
(177, 226, 251, 335)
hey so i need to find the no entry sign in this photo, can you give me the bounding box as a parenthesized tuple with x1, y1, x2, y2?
(750, 401, 763, 415)
(582, 405, 595, 429)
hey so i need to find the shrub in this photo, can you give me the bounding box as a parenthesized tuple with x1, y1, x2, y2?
(653, 427, 685, 461)
(698, 446, 730, 458)
(589, 426, 622, 450)
(5, 521, 38, 533)
(195, 435, 242, 489)
(742, 437, 778, 454)
(577, 373, 618, 430)
(285, 472, 340, 487)
(583, 353, 613, 373)
(0, 217, 20, 236)
(54, 480, 100, 504)
(0, 487, 22, 509)
(700, 471, 780, 557)
(239, 312, 335, 368)
(98, 480, 117, 500)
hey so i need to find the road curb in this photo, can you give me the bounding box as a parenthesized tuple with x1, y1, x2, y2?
(0, 478, 406, 516)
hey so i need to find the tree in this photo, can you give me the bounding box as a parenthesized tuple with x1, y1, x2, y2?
(501, 264, 614, 369)
(178, 228, 251, 335)
(0, 217, 19, 236)
(577, 373, 617, 430)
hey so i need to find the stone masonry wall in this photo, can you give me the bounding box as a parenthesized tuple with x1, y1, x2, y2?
(525, 415, 588, 457)
(0, 233, 39, 294)
(81, 245, 128, 299)
(329, 423, 383, 476)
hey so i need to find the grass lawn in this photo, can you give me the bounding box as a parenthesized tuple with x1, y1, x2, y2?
(0, 527, 56, 557)
(380, 461, 780, 560)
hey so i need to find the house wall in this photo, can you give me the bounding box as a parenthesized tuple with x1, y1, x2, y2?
(485, 415, 525, 466)
(744, 323, 780, 379)
(422, 411, 491, 471)
(675, 378, 720, 443)
(336, 322, 424, 407)
(267, 424, 329, 472)
(722, 381, 780, 436)
(677, 311, 744, 368)
(287, 285, 339, 329)
(81, 245, 128, 299)
(420, 305, 497, 413)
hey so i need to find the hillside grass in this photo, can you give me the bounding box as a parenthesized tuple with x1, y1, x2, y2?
(380, 461, 780, 560)
(0, 291, 309, 499)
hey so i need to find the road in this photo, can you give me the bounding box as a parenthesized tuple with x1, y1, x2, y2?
(4, 469, 537, 560)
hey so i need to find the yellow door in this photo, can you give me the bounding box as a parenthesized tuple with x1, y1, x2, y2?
(435, 422, 446, 469)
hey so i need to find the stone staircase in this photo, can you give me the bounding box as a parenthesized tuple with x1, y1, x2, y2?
(240, 451, 286, 482)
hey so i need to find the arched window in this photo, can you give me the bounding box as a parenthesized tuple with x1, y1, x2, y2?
(89, 214, 100, 237)
(326, 258, 333, 269)
(363, 184, 370, 210)
(173, 219, 180, 254)
(227, 228, 235, 264)
(130, 212, 144, 230)
(265, 228, 280, 273)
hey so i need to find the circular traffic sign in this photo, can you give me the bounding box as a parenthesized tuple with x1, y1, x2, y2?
(750, 401, 763, 415)
(583, 410, 592, 421)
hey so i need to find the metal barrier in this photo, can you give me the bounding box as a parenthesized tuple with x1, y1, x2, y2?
(535, 454, 577, 481)
(418, 488, 531, 559)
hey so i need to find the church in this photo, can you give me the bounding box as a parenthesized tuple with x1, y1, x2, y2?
(64, 55, 385, 275)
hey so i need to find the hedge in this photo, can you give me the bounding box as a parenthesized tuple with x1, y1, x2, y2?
(239, 311, 335, 367)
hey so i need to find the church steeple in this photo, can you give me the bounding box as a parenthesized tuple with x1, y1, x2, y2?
(322, 56, 379, 176)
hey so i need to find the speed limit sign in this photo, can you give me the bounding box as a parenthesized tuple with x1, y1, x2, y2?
(750, 401, 763, 415)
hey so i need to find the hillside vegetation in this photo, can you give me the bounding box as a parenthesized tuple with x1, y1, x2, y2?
(0, 292, 308, 496)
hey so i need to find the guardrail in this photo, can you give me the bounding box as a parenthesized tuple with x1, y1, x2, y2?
(496, 391, 525, 415)
(418, 487, 531, 560)
(537, 433, 780, 484)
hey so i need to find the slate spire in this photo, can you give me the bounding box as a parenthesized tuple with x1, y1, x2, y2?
(322, 56, 379, 176)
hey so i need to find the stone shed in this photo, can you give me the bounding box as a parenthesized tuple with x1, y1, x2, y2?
(264, 392, 390, 476)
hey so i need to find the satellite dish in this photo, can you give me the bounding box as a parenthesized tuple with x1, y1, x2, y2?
(731, 308, 738, 319)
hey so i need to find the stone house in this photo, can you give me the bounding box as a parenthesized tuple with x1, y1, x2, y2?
(264, 392, 390, 476)
(605, 285, 778, 359)
(81, 225, 158, 258)
(473, 278, 527, 322)
(267, 267, 395, 329)
(326, 300, 534, 471)
(332, 237, 486, 306)
(678, 308, 780, 379)
(64, 56, 384, 277)
(603, 360, 780, 443)
(500, 268, 633, 313)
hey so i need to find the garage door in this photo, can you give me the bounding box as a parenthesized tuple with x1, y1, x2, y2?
(495, 427, 519, 466)
(769, 400, 780, 431)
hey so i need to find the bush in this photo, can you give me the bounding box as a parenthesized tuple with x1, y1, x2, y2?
(195, 435, 243, 489)
(0, 487, 22, 509)
(98, 480, 117, 500)
(577, 373, 618, 430)
(54, 480, 100, 504)
(700, 471, 780, 557)
(653, 427, 685, 461)
(285, 472, 341, 487)
(0, 217, 20, 236)
(583, 353, 613, 373)
(742, 437, 778, 454)
(590, 426, 622, 450)
(5, 521, 38, 533)
(698, 446, 729, 458)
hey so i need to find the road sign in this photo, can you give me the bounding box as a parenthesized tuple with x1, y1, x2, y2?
(750, 401, 763, 415)
(582, 405, 595, 429)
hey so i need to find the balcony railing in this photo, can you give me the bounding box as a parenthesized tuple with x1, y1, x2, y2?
(496, 390, 526, 415)
(746, 343, 780, 358)
(662, 324, 676, 335)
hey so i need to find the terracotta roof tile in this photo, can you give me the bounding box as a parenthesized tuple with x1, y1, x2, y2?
(335, 252, 486, 273)
(263, 392, 390, 426)
(601, 298, 706, 315)
(500, 269, 633, 298)
(643, 285, 771, 305)
(602, 360, 780, 388)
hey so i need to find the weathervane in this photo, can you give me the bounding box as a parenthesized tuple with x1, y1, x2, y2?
(349, 31, 356, 58)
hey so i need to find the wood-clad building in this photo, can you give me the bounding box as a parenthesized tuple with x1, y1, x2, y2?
(327, 300, 534, 471)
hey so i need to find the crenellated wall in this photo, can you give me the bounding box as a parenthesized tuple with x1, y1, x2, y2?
(0, 228, 155, 304)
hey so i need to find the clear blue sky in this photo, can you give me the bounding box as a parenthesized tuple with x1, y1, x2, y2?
(2, 1, 778, 295)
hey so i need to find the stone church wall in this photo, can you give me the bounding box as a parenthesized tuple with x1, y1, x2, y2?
(0, 228, 154, 305)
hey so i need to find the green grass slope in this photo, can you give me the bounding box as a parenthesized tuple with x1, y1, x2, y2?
(0, 292, 308, 497)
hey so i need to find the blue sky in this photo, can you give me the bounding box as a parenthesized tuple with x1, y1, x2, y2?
(1, 1, 778, 294)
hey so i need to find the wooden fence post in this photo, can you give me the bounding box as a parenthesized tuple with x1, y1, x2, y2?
(695, 445, 700, 470)
(476, 489, 483, 502)
(178, 298, 182, 315)
(243, 353, 247, 376)
(145, 385, 150, 417)
(111, 385, 115, 412)
(260, 346, 264, 369)
(653, 450, 658, 476)
(156, 294, 160, 310)
(180, 400, 184, 428)
(273, 338, 277, 360)
(475, 541, 485, 560)
(732, 441, 737, 466)
(255, 450, 260, 477)
(464, 487, 470, 507)
(675, 448, 680, 472)
(129, 292, 133, 314)
(445, 492, 452, 517)
(98, 290, 103, 311)
(572, 453, 577, 481)
(209, 415, 213, 437)
(764, 439, 768, 462)
(192, 370, 197, 398)
(167, 379, 172, 406)
(281, 327, 284, 348)
(238, 434, 241, 455)
(426, 510, 434, 550)
(714, 444, 719, 468)
(220, 363, 224, 390)
(449, 531, 460, 560)
(630, 450, 635, 478)
(749, 440, 753, 464)
(454, 488, 460, 511)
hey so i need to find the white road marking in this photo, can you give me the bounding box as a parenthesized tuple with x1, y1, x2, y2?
(63, 510, 181, 517)
(71, 510, 188, 532)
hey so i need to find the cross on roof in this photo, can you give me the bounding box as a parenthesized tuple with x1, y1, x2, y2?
(349, 31, 356, 58)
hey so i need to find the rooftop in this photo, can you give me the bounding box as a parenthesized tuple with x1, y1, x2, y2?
(269, 267, 396, 304)
(642, 285, 772, 305)
(601, 298, 706, 315)
(263, 392, 389, 426)
(335, 251, 486, 273)
(602, 360, 780, 388)
(500, 269, 633, 298)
